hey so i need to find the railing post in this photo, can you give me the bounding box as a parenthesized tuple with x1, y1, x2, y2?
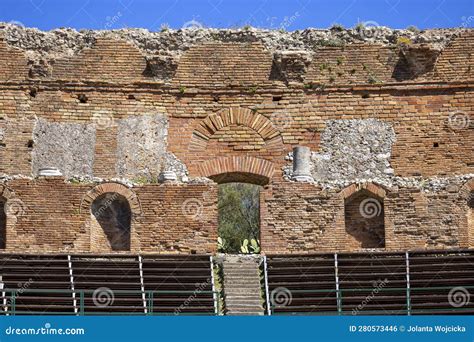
(67, 255, 78, 315)
(150, 291, 154, 315)
(209, 256, 218, 315)
(334, 253, 342, 315)
(79, 291, 84, 316)
(146, 291, 153, 315)
(263, 256, 271, 316)
(138, 255, 147, 314)
(11, 291, 16, 316)
(405, 251, 411, 315)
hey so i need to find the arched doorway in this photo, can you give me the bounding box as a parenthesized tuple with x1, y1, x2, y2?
(91, 192, 132, 251)
(218, 182, 262, 254)
(344, 189, 385, 249)
(196, 156, 274, 254)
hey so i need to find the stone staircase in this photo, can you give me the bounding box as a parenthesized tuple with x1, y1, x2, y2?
(222, 256, 265, 315)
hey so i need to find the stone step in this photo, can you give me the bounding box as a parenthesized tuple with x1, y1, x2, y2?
(222, 258, 264, 315)
(224, 288, 261, 294)
(225, 300, 263, 307)
(224, 272, 260, 277)
(226, 312, 264, 316)
(223, 269, 260, 274)
(224, 294, 262, 300)
(224, 262, 259, 269)
(224, 273, 260, 279)
(224, 263, 259, 270)
(226, 305, 263, 311)
(223, 279, 261, 285)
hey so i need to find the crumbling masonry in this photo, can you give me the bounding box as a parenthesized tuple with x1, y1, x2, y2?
(0, 24, 472, 254)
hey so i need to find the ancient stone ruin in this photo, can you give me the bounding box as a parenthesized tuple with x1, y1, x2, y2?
(0, 23, 472, 315)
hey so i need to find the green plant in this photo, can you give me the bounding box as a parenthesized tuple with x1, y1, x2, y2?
(368, 75, 378, 84)
(160, 23, 170, 32)
(330, 23, 344, 31)
(336, 57, 344, 65)
(179, 86, 186, 94)
(243, 25, 252, 31)
(248, 86, 258, 94)
(250, 239, 260, 253)
(240, 238, 260, 254)
(406, 25, 420, 33)
(319, 39, 344, 47)
(217, 237, 227, 252)
(354, 22, 365, 31)
(329, 76, 335, 83)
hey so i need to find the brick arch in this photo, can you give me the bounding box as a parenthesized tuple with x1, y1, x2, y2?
(339, 182, 387, 249)
(338, 182, 387, 200)
(189, 107, 283, 151)
(197, 156, 274, 185)
(80, 182, 142, 216)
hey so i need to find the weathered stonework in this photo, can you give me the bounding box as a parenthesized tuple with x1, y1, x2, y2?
(0, 24, 471, 255)
(32, 118, 96, 178)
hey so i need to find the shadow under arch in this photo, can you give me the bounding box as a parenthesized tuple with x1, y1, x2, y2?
(197, 156, 274, 186)
(209, 172, 269, 186)
(339, 183, 387, 249)
(91, 192, 131, 251)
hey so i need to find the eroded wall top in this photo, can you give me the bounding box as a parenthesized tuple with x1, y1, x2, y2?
(0, 23, 472, 85)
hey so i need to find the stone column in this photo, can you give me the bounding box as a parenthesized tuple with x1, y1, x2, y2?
(292, 146, 314, 182)
(159, 170, 177, 183)
(37, 167, 63, 177)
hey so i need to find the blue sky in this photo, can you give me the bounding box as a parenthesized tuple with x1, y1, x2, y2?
(0, 0, 472, 31)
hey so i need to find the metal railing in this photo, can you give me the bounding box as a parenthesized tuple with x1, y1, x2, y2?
(269, 286, 474, 315)
(0, 288, 221, 316)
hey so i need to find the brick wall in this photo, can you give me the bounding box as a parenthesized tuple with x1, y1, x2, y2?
(0, 29, 472, 254)
(0, 178, 217, 254)
(261, 180, 472, 253)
